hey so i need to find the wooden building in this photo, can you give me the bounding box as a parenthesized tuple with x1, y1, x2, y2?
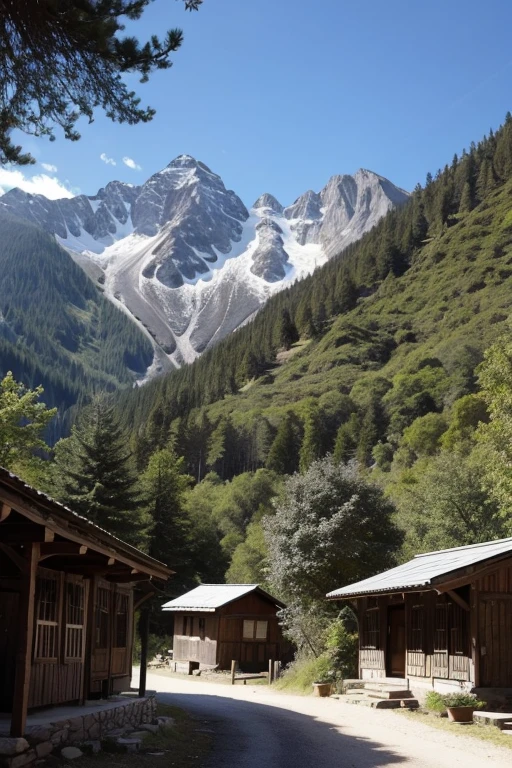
(327, 537, 512, 694)
(162, 584, 290, 672)
(0, 468, 171, 736)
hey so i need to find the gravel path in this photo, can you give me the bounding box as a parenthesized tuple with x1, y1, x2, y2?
(141, 671, 511, 768)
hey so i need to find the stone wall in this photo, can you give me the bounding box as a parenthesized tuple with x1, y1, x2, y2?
(0, 696, 156, 768)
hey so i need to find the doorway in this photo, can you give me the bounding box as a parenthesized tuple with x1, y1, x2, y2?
(387, 605, 406, 678)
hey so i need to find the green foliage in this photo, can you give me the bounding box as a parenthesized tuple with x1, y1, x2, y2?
(393, 450, 504, 559)
(441, 394, 488, 451)
(441, 692, 485, 709)
(424, 691, 446, 713)
(0, 211, 153, 440)
(324, 612, 358, 683)
(274, 654, 333, 693)
(1, 0, 202, 164)
(226, 519, 269, 586)
(0, 371, 55, 473)
(265, 457, 401, 605)
(51, 395, 149, 548)
(400, 412, 448, 461)
(477, 334, 512, 527)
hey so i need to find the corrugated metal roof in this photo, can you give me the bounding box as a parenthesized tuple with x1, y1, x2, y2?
(162, 584, 284, 612)
(327, 536, 512, 599)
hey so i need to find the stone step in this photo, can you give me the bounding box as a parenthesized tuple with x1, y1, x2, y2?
(474, 711, 512, 729)
(344, 695, 419, 710)
(364, 686, 413, 699)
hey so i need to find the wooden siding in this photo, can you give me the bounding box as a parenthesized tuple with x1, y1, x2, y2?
(358, 590, 472, 684)
(476, 559, 512, 686)
(171, 591, 290, 672)
(28, 662, 83, 708)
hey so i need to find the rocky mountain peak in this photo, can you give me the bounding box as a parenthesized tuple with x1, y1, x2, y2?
(253, 193, 284, 214)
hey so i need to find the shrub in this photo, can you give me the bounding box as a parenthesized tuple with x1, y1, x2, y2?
(441, 692, 485, 709)
(425, 691, 445, 713)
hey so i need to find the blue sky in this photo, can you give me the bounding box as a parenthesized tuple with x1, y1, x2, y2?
(3, 0, 512, 204)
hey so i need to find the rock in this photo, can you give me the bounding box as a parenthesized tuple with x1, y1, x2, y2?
(129, 732, 150, 740)
(35, 742, 53, 759)
(115, 738, 141, 753)
(0, 739, 29, 757)
(156, 717, 175, 729)
(25, 728, 52, 746)
(192, 669, 202, 677)
(8, 749, 36, 768)
(60, 747, 83, 760)
(50, 730, 68, 747)
(140, 724, 159, 734)
(81, 741, 101, 755)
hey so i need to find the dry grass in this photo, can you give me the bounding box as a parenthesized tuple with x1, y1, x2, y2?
(395, 708, 512, 750)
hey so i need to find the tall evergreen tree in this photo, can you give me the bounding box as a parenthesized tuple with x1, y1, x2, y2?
(266, 413, 301, 475)
(52, 396, 148, 548)
(299, 404, 325, 473)
(276, 308, 299, 350)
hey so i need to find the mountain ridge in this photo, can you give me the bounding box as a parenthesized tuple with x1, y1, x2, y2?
(0, 156, 409, 370)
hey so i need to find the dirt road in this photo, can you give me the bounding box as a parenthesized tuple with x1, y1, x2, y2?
(141, 671, 511, 767)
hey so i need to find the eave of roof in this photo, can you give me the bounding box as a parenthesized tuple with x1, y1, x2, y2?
(162, 583, 285, 612)
(326, 535, 512, 599)
(0, 467, 172, 580)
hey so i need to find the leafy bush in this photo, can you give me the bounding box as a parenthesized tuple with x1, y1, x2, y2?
(441, 692, 485, 709)
(424, 691, 446, 713)
(274, 654, 333, 693)
(325, 613, 358, 684)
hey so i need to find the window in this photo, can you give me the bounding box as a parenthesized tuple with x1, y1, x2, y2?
(34, 574, 59, 661)
(95, 587, 110, 649)
(243, 620, 268, 640)
(183, 616, 193, 636)
(434, 603, 448, 652)
(198, 618, 205, 641)
(65, 580, 84, 660)
(410, 605, 424, 653)
(362, 608, 380, 650)
(114, 593, 128, 648)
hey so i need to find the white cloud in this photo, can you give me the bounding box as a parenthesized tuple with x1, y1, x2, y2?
(123, 156, 142, 171)
(100, 152, 116, 166)
(41, 162, 58, 173)
(0, 168, 74, 199)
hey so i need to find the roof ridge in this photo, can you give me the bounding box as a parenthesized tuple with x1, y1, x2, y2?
(413, 535, 512, 559)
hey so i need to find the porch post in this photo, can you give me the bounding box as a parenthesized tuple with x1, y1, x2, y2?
(11, 543, 39, 737)
(138, 606, 150, 697)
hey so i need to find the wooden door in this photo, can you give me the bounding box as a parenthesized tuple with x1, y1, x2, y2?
(0, 592, 19, 712)
(479, 596, 512, 687)
(387, 606, 406, 678)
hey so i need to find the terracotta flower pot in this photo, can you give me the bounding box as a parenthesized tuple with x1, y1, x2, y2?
(446, 706, 474, 723)
(312, 682, 332, 697)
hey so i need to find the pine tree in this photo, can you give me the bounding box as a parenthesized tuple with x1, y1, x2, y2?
(333, 413, 360, 464)
(51, 396, 148, 548)
(276, 308, 299, 350)
(266, 413, 300, 475)
(141, 448, 192, 570)
(299, 404, 325, 473)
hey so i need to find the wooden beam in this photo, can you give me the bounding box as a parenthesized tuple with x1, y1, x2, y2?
(106, 573, 152, 584)
(39, 543, 88, 561)
(44, 528, 55, 542)
(446, 590, 470, 612)
(133, 591, 155, 611)
(138, 608, 150, 697)
(11, 543, 39, 736)
(0, 503, 11, 521)
(436, 561, 506, 593)
(0, 543, 29, 573)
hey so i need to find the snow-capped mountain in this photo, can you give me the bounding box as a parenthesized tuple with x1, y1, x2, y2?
(0, 156, 409, 372)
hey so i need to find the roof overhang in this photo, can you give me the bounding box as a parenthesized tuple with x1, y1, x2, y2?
(0, 468, 172, 583)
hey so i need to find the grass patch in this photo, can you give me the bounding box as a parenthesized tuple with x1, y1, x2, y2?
(395, 709, 512, 750)
(76, 703, 212, 768)
(273, 656, 330, 695)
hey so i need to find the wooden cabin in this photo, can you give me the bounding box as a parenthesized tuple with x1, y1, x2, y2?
(0, 468, 171, 736)
(327, 537, 512, 695)
(162, 584, 290, 672)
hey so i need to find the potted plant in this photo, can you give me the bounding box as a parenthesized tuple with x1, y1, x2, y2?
(312, 672, 334, 697)
(441, 692, 485, 723)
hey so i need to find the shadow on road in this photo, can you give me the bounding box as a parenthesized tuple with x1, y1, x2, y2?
(158, 690, 407, 768)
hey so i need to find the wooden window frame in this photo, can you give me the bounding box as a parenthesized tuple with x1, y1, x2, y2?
(34, 571, 61, 663)
(362, 608, 380, 650)
(114, 592, 129, 649)
(409, 605, 425, 653)
(63, 577, 85, 663)
(95, 585, 110, 650)
(198, 617, 205, 641)
(242, 619, 268, 641)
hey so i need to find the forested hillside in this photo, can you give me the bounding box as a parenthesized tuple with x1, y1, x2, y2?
(0, 210, 153, 439)
(120, 113, 512, 481)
